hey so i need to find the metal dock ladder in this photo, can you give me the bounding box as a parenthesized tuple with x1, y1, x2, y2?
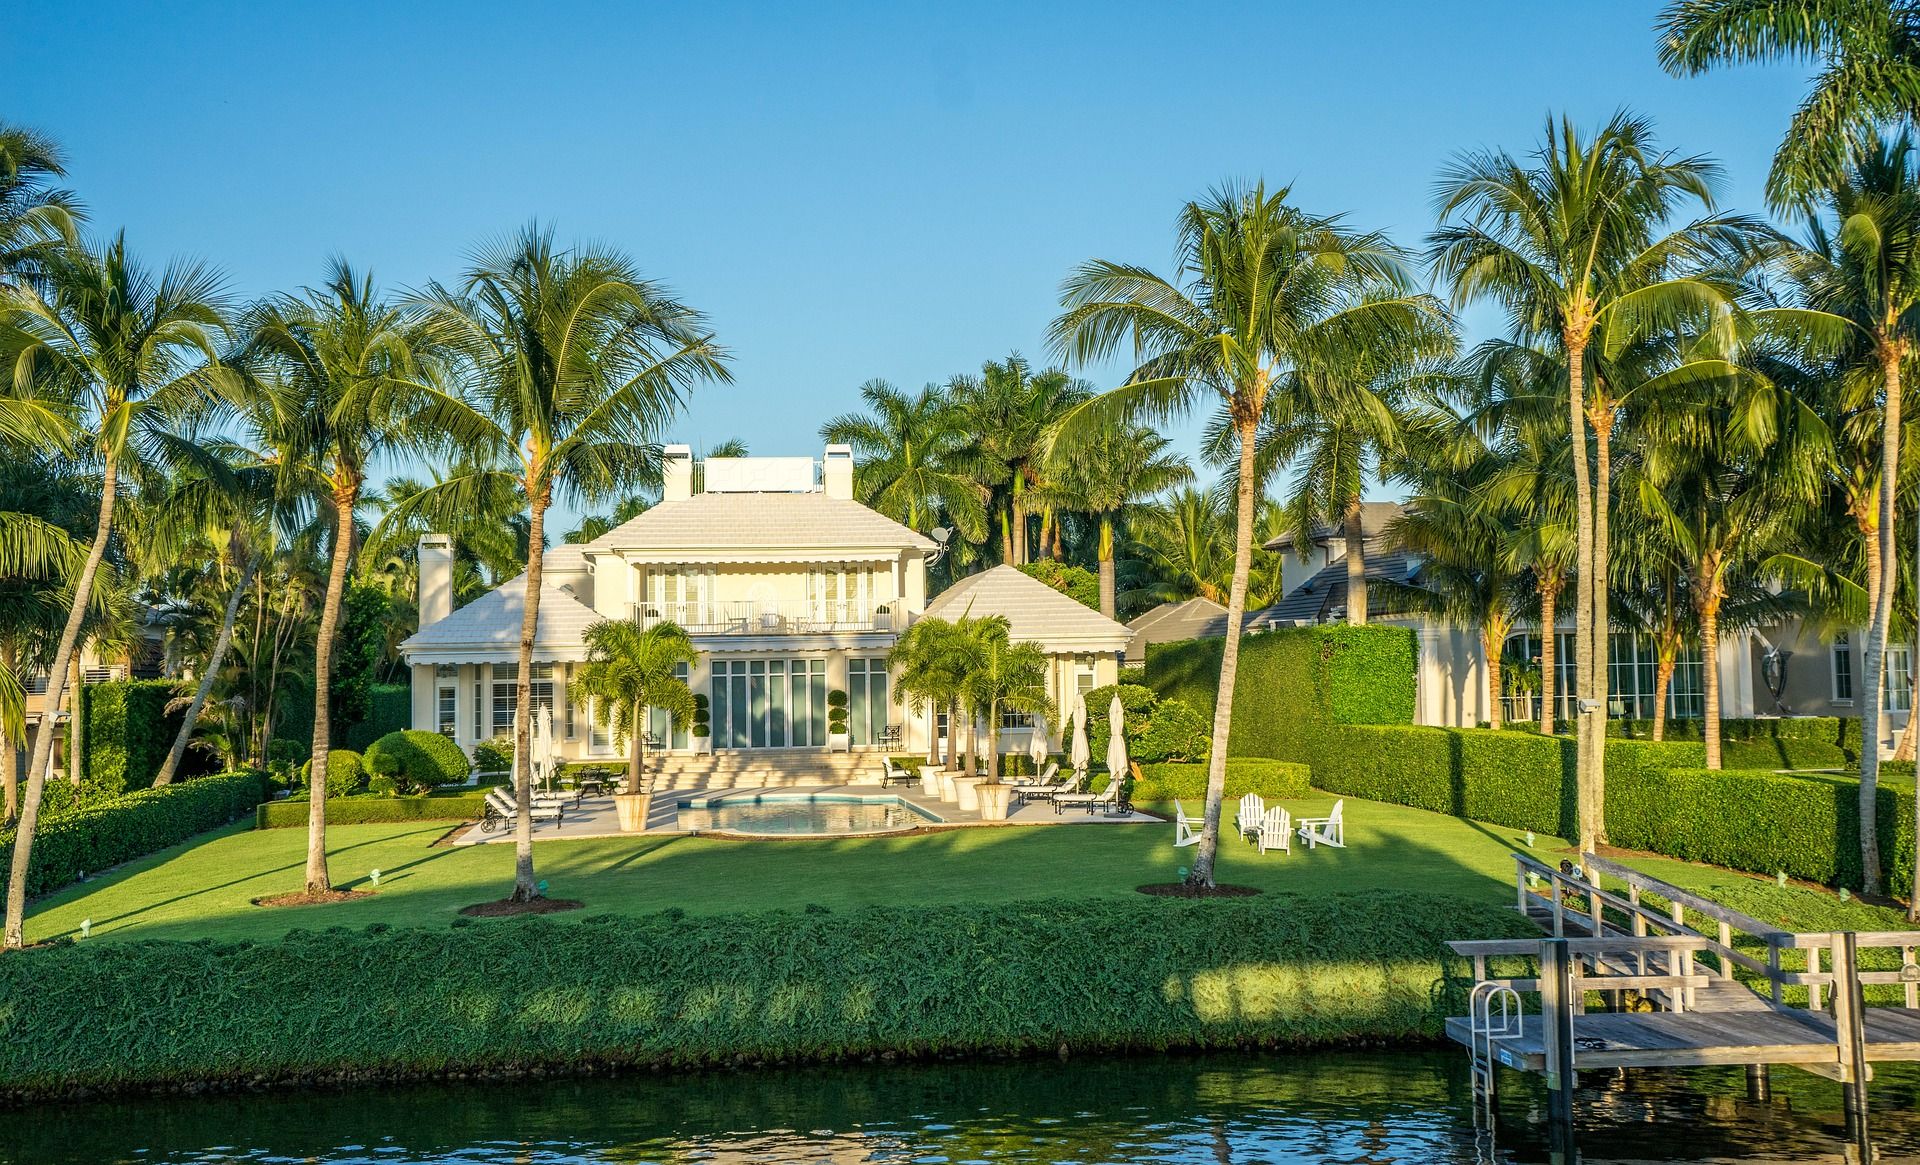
(1467, 979, 1521, 1106)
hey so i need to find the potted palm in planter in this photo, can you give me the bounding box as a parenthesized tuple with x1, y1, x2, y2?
(569, 617, 699, 831)
(961, 622, 1053, 821)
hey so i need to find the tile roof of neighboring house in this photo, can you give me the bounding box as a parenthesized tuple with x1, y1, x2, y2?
(1254, 551, 1422, 625)
(1261, 500, 1406, 553)
(924, 565, 1132, 649)
(541, 543, 589, 574)
(1124, 597, 1228, 663)
(581, 492, 937, 555)
(400, 572, 604, 661)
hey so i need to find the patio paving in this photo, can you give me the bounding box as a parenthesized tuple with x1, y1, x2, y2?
(455, 781, 1159, 844)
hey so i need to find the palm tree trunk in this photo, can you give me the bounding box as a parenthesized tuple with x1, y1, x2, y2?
(1484, 629, 1503, 730)
(1864, 350, 1900, 896)
(1012, 476, 1028, 565)
(1651, 651, 1676, 743)
(962, 706, 978, 776)
(2, 643, 18, 821)
(1590, 404, 1614, 844)
(1187, 413, 1261, 889)
(987, 705, 1000, 782)
(509, 484, 548, 903)
(5, 462, 116, 950)
(1343, 492, 1367, 625)
(1701, 588, 1723, 771)
(1538, 578, 1558, 735)
(66, 654, 83, 786)
(946, 698, 960, 769)
(306, 485, 357, 895)
(628, 699, 645, 793)
(1566, 336, 1598, 855)
(1097, 515, 1116, 619)
(155, 552, 255, 786)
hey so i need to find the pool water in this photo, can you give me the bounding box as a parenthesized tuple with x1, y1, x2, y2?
(675, 792, 941, 834)
(11, 1051, 1920, 1163)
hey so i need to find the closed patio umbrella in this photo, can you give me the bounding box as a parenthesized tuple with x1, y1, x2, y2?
(1069, 696, 1090, 777)
(1105, 693, 1127, 784)
(1028, 715, 1051, 771)
(532, 705, 555, 794)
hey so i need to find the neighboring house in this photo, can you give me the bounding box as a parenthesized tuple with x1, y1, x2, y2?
(1125, 597, 1226, 667)
(400, 444, 1130, 761)
(1181, 499, 1913, 747)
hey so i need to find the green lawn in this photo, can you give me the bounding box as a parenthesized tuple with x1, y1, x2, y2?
(24, 791, 1907, 945)
(28, 795, 1547, 944)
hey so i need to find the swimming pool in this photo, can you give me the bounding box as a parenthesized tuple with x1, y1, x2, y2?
(675, 792, 943, 836)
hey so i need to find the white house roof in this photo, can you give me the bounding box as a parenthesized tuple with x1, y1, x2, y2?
(400, 571, 603, 664)
(923, 565, 1132, 652)
(581, 492, 937, 559)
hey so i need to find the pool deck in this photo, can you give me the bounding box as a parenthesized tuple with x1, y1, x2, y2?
(454, 783, 1159, 844)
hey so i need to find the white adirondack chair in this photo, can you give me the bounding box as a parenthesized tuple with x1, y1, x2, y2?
(1234, 792, 1266, 839)
(1297, 799, 1346, 849)
(1174, 800, 1204, 847)
(1256, 805, 1292, 855)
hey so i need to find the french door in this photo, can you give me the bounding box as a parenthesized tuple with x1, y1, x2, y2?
(710, 658, 827, 748)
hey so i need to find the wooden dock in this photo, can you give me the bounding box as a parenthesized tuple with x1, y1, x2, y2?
(1447, 851, 1920, 1142)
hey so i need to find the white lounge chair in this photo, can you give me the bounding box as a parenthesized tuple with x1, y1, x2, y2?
(1016, 761, 1060, 787)
(1174, 800, 1204, 847)
(1234, 792, 1266, 839)
(1257, 805, 1293, 855)
(1055, 773, 1131, 816)
(1297, 799, 1345, 849)
(481, 786, 564, 833)
(878, 758, 917, 786)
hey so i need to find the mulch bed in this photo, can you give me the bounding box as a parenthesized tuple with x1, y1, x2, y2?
(253, 889, 376, 908)
(458, 897, 586, 917)
(1135, 883, 1262, 899)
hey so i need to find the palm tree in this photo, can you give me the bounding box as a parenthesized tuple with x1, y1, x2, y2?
(0, 235, 227, 948)
(246, 261, 452, 896)
(889, 616, 971, 767)
(568, 618, 698, 797)
(1051, 180, 1433, 888)
(821, 379, 986, 542)
(1658, 0, 1920, 210)
(1050, 421, 1192, 617)
(145, 447, 282, 786)
(0, 123, 81, 286)
(1430, 112, 1763, 854)
(961, 622, 1054, 783)
(1747, 137, 1920, 890)
(951, 355, 1088, 565)
(411, 224, 728, 903)
(1126, 487, 1234, 607)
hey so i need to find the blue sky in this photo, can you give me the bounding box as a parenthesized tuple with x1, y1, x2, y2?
(8, 1, 1809, 523)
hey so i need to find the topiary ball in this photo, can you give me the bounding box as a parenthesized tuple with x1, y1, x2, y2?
(298, 749, 365, 798)
(363, 730, 470, 794)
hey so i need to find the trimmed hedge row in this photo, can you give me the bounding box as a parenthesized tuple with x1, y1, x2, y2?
(1610, 716, 1858, 770)
(0, 892, 1532, 1098)
(255, 792, 489, 829)
(1117, 760, 1314, 803)
(72, 680, 199, 795)
(1605, 768, 1918, 898)
(0, 772, 271, 899)
(344, 682, 414, 752)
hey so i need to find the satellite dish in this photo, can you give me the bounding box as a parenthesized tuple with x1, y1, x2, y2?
(931, 526, 952, 544)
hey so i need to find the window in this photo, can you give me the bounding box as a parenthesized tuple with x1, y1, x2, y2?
(529, 662, 556, 722)
(1833, 633, 1855, 704)
(436, 686, 457, 737)
(492, 662, 518, 735)
(1000, 707, 1034, 730)
(848, 657, 890, 744)
(1887, 644, 1914, 713)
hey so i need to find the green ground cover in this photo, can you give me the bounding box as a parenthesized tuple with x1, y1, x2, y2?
(29, 795, 1540, 944)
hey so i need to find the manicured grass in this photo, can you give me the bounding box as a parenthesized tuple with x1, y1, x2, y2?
(25, 795, 1549, 944)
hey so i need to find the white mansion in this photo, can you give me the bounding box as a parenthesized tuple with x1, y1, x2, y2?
(399, 445, 1131, 762)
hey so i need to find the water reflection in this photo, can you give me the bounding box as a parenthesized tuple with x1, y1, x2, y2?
(4, 1052, 1919, 1164)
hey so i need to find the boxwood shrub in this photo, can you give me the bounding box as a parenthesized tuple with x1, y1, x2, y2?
(71, 680, 197, 795)
(0, 772, 270, 899)
(255, 791, 489, 829)
(298, 749, 364, 798)
(0, 891, 1532, 1098)
(1122, 759, 1313, 803)
(362, 730, 470, 794)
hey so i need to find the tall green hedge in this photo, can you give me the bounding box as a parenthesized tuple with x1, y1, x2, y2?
(255, 791, 488, 828)
(343, 682, 414, 752)
(0, 891, 1531, 1098)
(0, 772, 270, 899)
(1609, 715, 1858, 770)
(72, 680, 193, 795)
(1117, 759, 1314, 803)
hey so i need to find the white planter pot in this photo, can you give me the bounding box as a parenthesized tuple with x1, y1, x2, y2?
(975, 782, 1013, 821)
(827, 732, 852, 754)
(939, 771, 959, 803)
(951, 775, 984, 811)
(692, 736, 713, 755)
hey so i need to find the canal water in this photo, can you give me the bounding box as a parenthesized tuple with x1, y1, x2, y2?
(6, 1051, 1920, 1164)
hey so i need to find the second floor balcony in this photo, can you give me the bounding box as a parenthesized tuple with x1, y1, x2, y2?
(632, 599, 900, 636)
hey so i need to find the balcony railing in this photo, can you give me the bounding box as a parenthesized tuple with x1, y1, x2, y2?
(633, 600, 897, 635)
